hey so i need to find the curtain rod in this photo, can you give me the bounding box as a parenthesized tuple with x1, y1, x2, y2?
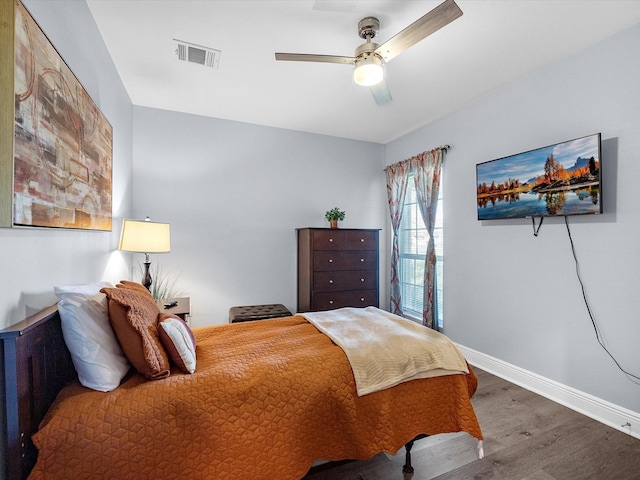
(383, 145, 450, 172)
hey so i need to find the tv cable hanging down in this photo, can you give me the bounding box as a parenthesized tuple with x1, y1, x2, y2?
(562, 216, 640, 383)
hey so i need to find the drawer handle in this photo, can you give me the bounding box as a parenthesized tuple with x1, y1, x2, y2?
(360, 278, 365, 282)
(329, 238, 333, 242)
(360, 258, 364, 262)
(360, 297, 365, 302)
(329, 300, 334, 304)
(329, 280, 334, 284)
(360, 238, 365, 242)
(328, 259, 333, 263)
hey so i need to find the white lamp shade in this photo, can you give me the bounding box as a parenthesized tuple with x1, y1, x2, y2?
(118, 219, 171, 253)
(353, 54, 384, 86)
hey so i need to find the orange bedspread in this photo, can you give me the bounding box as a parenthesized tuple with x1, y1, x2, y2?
(29, 315, 482, 479)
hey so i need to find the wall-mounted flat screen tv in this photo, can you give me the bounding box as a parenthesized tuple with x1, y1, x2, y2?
(476, 133, 602, 220)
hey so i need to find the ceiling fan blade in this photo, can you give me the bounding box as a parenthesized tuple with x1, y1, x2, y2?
(375, 0, 462, 63)
(275, 53, 355, 65)
(370, 77, 392, 106)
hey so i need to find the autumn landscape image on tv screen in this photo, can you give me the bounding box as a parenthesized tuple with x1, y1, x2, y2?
(476, 133, 601, 220)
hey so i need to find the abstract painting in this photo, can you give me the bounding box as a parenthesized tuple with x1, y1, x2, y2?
(9, 0, 112, 230)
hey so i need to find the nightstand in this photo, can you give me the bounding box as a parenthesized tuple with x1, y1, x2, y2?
(158, 297, 191, 322)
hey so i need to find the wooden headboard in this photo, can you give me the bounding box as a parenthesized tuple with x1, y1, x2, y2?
(0, 305, 75, 480)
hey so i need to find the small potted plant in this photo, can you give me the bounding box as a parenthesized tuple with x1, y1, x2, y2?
(325, 207, 345, 229)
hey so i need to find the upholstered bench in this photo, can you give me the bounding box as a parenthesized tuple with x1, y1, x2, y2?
(228, 304, 292, 323)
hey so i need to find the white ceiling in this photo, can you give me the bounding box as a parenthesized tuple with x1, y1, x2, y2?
(86, 0, 640, 144)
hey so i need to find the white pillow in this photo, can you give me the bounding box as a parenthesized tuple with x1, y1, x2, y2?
(55, 282, 130, 392)
(158, 315, 197, 374)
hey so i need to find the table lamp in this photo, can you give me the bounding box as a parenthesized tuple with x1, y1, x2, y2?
(118, 217, 171, 290)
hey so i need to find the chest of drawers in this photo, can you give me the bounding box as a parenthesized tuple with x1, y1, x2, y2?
(297, 228, 380, 312)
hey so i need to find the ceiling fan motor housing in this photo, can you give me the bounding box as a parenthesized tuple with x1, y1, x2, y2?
(355, 42, 379, 57)
(355, 17, 382, 66)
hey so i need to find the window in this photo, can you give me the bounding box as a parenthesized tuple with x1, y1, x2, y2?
(398, 175, 444, 328)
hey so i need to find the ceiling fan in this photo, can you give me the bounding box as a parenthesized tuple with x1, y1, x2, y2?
(275, 0, 463, 106)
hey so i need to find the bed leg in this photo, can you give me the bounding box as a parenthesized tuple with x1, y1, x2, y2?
(402, 439, 415, 474)
(403, 434, 429, 474)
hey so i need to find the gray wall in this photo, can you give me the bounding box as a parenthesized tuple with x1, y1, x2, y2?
(0, 0, 132, 329)
(132, 107, 388, 325)
(385, 23, 640, 414)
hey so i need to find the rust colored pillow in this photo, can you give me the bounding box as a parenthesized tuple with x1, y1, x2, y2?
(158, 314, 197, 374)
(101, 286, 170, 380)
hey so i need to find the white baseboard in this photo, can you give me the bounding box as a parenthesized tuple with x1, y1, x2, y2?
(456, 344, 640, 440)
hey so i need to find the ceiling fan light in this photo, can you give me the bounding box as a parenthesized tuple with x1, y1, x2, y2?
(353, 54, 384, 86)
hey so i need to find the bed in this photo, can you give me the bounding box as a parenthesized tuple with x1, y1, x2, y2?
(0, 283, 482, 480)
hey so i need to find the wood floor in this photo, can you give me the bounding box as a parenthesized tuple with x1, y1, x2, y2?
(303, 367, 640, 480)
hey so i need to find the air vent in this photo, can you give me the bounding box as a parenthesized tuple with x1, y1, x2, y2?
(173, 39, 220, 69)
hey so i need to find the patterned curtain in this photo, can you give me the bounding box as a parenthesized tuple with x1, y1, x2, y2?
(385, 148, 444, 329)
(411, 149, 443, 329)
(384, 162, 409, 315)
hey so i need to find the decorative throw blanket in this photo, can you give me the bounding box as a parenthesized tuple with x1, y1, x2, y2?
(301, 307, 469, 396)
